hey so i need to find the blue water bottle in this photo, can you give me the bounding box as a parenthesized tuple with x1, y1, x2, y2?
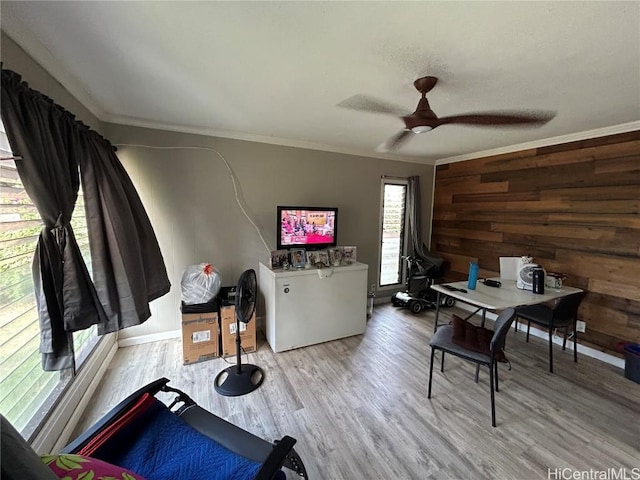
(468, 262, 479, 290)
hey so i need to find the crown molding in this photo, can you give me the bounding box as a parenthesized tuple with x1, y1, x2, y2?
(102, 112, 429, 164)
(434, 121, 640, 165)
(1, 20, 106, 120)
(2, 21, 425, 164)
(3, 20, 637, 168)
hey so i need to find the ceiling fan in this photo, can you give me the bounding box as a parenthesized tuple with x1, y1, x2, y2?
(339, 76, 556, 151)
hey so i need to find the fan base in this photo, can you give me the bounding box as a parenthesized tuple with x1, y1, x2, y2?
(413, 76, 438, 94)
(214, 364, 264, 397)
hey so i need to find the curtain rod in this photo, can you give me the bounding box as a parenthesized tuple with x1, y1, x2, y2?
(381, 175, 408, 180)
(1, 155, 23, 161)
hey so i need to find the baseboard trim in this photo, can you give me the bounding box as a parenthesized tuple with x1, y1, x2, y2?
(117, 329, 181, 348)
(456, 303, 625, 369)
(376, 297, 624, 369)
(117, 321, 267, 348)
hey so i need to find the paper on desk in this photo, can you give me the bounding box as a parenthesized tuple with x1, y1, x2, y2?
(499, 257, 520, 280)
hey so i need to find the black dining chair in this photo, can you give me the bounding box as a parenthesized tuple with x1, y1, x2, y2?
(514, 291, 586, 373)
(428, 308, 517, 428)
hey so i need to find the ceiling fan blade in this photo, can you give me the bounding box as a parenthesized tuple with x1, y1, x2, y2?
(435, 111, 556, 128)
(337, 94, 408, 116)
(377, 129, 413, 152)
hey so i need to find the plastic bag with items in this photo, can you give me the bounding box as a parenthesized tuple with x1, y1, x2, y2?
(181, 263, 222, 305)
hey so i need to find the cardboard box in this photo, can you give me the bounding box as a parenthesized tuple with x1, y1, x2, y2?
(182, 311, 219, 365)
(220, 304, 256, 357)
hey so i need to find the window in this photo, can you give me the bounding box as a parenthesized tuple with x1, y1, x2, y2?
(0, 119, 98, 439)
(378, 179, 408, 287)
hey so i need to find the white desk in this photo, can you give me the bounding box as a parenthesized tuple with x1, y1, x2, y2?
(432, 278, 583, 330)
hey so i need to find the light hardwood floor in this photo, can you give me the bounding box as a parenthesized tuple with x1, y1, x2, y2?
(73, 304, 640, 479)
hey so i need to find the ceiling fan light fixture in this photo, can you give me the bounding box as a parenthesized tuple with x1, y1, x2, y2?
(341, 74, 555, 152)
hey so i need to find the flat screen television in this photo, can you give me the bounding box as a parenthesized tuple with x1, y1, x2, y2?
(277, 206, 338, 251)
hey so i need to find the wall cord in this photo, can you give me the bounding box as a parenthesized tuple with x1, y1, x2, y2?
(114, 143, 272, 255)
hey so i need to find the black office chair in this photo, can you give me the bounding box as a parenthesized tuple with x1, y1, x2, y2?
(428, 308, 517, 428)
(514, 291, 586, 373)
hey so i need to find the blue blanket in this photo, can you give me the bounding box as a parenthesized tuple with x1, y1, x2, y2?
(96, 399, 281, 480)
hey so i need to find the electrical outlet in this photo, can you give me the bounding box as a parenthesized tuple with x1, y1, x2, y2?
(576, 320, 586, 333)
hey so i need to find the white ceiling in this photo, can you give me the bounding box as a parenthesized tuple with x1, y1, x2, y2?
(2, 1, 639, 165)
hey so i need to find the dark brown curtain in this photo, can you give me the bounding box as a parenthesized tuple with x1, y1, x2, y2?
(407, 176, 443, 271)
(81, 132, 171, 334)
(1, 68, 170, 370)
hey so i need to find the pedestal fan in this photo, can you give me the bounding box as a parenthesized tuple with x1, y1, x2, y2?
(214, 269, 264, 396)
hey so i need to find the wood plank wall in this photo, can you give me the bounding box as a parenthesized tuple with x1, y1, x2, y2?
(432, 131, 640, 355)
